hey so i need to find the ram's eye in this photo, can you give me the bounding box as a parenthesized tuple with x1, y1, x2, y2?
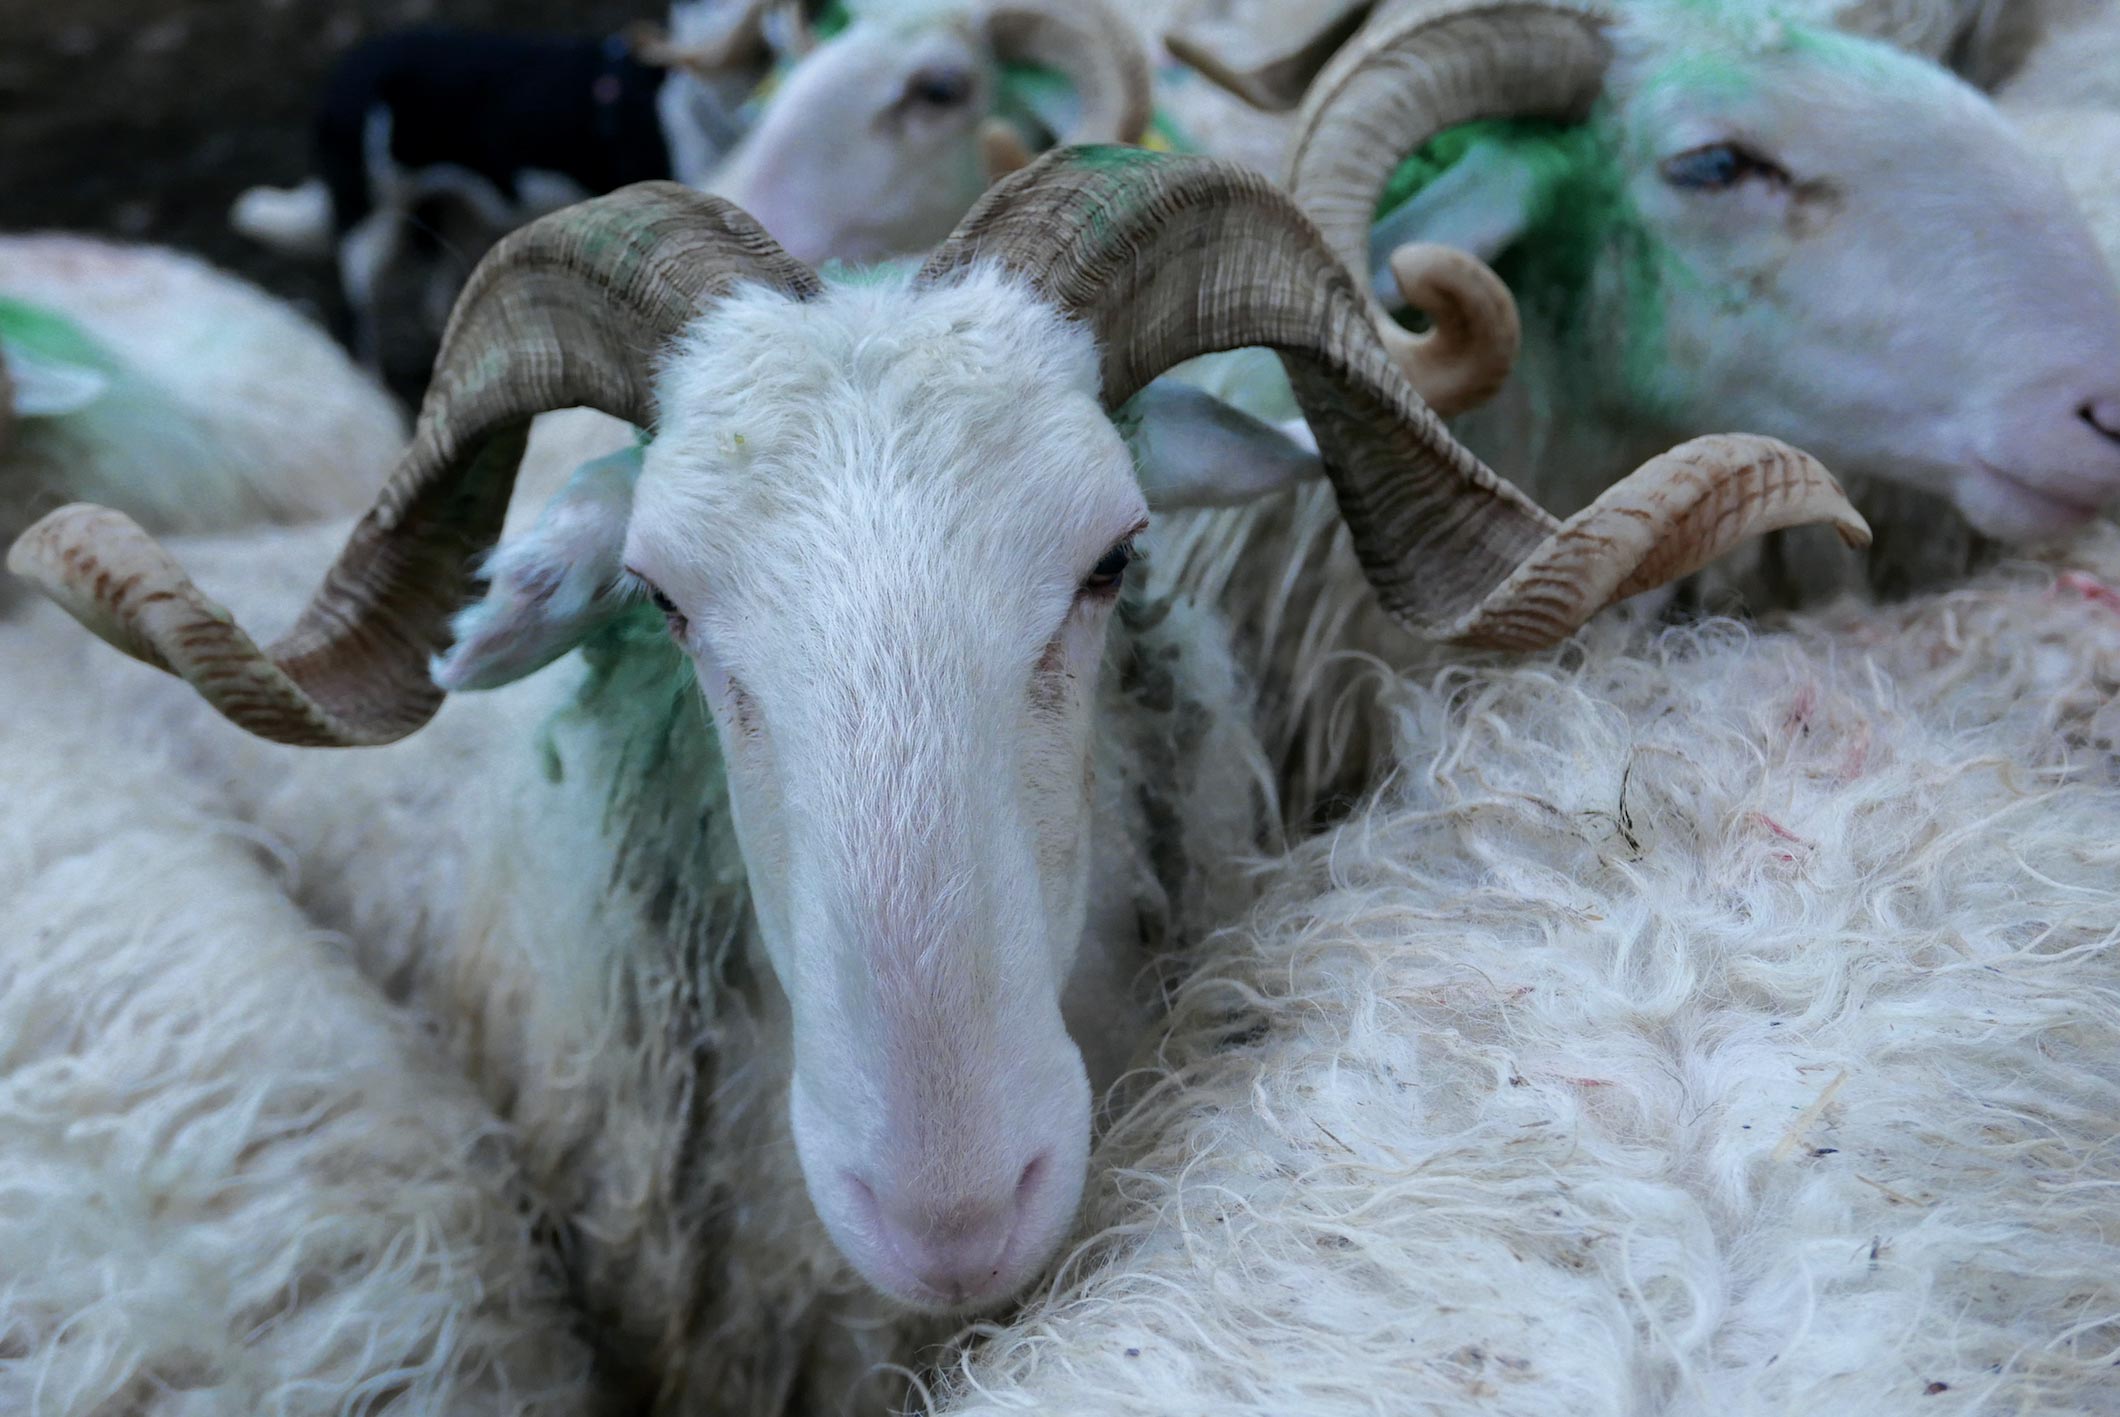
(1659, 142, 1786, 192)
(1082, 540, 1134, 596)
(637, 577, 687, 636)
(905, 65, 974, 109)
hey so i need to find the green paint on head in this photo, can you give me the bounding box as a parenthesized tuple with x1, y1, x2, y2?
(1371, 116, 1685, 422)
(1375, 119, 1621, 333)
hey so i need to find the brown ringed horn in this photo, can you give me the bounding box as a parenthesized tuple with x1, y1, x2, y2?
(920, 146, 1866, 646)
(1163, 0, 1379, 112)
(7, 182, 821, 747)
(982, 0, 1155, 144)
(1288, 0, 1615, 400)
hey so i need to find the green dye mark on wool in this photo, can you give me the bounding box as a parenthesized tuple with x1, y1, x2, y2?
(538, 604, 747, 932)
(0, 299, 116, 371)
(541, 605, 719, 805)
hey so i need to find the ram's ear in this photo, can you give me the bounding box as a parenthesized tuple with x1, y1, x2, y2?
(1, 333, 110, 417)
(1123, 376, 1322, 510)
(1367, 137, 1551, 310)
(432, 444, 643, 691)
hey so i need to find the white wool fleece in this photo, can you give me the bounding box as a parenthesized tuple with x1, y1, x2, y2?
(0, 711, 598, 1416)
(933, 529, 2120, 1415)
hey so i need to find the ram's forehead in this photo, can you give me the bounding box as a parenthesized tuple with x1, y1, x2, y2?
(652, 266, 1103, 441)
(1614, 4, 2006, 150)
(631, 265, 1134, 571)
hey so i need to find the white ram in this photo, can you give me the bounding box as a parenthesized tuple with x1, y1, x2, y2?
(7, 154, 1860, 1410)
(0, 234, 402, 591)
(1235, 0, 2120, 567)
(931, 526, 2120, 1416)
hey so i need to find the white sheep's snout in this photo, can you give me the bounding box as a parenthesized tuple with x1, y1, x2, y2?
(790, 1036, 1092, 1313)
(844, 1151, 1052, 1309)
(1956, 380, 2120, 540)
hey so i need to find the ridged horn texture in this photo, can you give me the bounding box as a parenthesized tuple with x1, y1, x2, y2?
(1288, 0, 1613, 401)
(1163, 0, 1379, 112)
(5, 182, 822, 747)
(983, 0, 1155, 144)
(919, 147, 1868, 648)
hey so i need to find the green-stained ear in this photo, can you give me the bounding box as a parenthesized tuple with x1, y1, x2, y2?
(1, 335, 110, 417)
(1, 301, 116, 417)
(1120, 374, 1320, 511)
(1367, 121, 1595, 312)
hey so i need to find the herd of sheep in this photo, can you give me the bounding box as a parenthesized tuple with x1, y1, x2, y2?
(2, 0, 2116, 1413)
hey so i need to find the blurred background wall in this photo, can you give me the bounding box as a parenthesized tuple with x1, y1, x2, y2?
(0, 0, 643, 337)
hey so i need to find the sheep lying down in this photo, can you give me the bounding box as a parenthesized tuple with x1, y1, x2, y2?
(933, 528, 2120, 1416)
(0, 707, 595, 1414)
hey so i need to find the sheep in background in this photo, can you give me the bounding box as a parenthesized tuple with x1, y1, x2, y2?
(1991, 2, 2120, 283)
(234, 0, 1150, 370)
(704, 0, 1150, 263)
(930, 526, 2120, 1416)
(0, 704, 599, 1415)
(1161, 0, 2119, 601)
(8, 154, 1862, 1410)
(1989, 0, 2120, 109)
(1282, 0, 2120, 557)
(0, 234, 402, 604)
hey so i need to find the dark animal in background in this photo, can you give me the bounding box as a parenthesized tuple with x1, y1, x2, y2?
(232, 25, 762, 367)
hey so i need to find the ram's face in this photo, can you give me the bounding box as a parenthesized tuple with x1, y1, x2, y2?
(619, 275, 1146, 1311)
(713, 18, 995, 264)
(1612, 30, 2120, 539)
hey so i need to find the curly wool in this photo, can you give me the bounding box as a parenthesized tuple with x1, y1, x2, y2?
(932, 541, 2120, 1414)
(0, 709, 599, 1416)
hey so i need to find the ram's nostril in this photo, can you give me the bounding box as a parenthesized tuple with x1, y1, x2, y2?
(1015, 1151, 1049, 1203)
(2079, 397, 2120, 445)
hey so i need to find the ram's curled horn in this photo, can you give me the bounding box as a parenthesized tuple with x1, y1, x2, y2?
(1287, 0, 1613, 403)
(6, 183, 822, 748)
(921, 147, 1867, 648)
(1163, 0, 1379, 111)
(983, 0, 1155, 144)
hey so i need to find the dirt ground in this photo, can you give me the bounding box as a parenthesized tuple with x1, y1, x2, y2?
(1, 0, 648, 396)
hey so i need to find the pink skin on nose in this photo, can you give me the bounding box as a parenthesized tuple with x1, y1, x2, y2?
(846, 1153, 1050, 1309)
